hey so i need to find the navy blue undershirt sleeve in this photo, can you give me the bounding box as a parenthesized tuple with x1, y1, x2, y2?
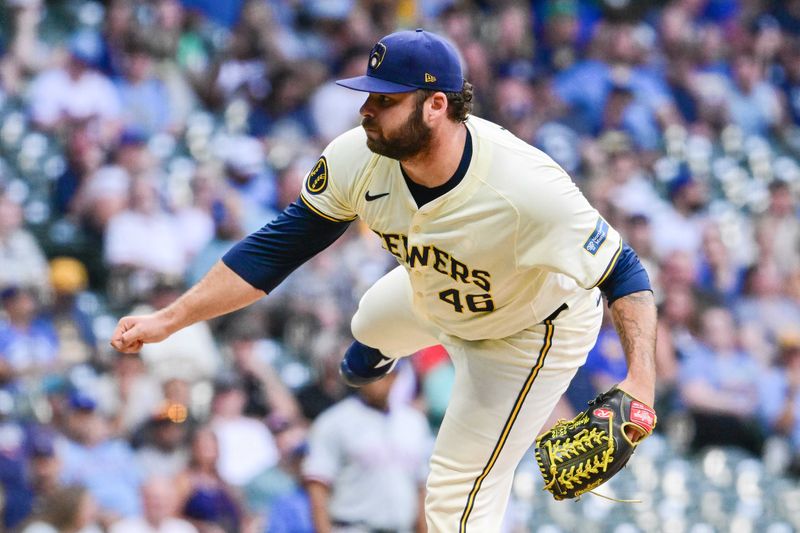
(598, 242, 652, 306)
(222, 198, 352, 293)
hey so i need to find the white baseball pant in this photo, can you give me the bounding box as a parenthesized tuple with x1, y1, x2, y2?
(351, 266, 603, 533)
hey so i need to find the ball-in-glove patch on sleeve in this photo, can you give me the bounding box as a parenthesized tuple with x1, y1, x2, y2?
(534, 387, 656, 501)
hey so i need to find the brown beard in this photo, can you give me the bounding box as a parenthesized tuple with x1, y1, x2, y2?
(362, 99, 432, 160)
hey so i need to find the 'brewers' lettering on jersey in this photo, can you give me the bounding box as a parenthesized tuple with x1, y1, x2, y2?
(374, 231, 491, 292)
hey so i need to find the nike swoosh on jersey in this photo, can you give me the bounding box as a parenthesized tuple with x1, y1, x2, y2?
(365, 191, 390, 201)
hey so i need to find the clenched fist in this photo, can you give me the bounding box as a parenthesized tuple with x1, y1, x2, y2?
(110, 314, 172, 353)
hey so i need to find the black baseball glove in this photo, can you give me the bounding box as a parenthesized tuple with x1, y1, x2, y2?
(534, 387, 656, 501)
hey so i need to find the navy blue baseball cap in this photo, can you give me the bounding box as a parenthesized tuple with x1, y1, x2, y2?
(336, 29, 463, 94)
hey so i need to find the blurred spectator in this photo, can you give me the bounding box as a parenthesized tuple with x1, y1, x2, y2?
(57, 391, 143, 522)
(26, 29, 121, 140)
(262, 423, 313, 533)
(147, 0, 188, 61)
(774, 0, 800, 35)
(0, 410, 35, 530)
(176, 427, 244, 533)
(69, 131, 153, 237)
(779, 38, 800, 127)
(96, 0, 134, 78)
(735, 259, 800, 344)
(725, 52, 783, 137)
(135, 402, 192, 479)
(695, 222, 746, 304)
(95, 351, 163, 437)
(211, 17, 268, 106)
(109, 476, 198, 533)
(208, 374, 279, 487)
(146, 0, 199, 129)
(59, 154, 104, 221)
(0, 191, 50, 295)
(490, 75, 538, 142)
(104, 176, 188, 279)
(659, 249, 699, 296)
(554, 22, 678, 149)
(218, 135, 279, 230)
(186, 180, 248, 287)
(303, 371, 431, 533)
(651, 169, 709, 260)
(0, 286, 59, 389)
(247, 65, 319, 142)
(162, 377, 195, 409)
(665, 47, 703, 126)
(3, 0, 50, 94)
(755, 180, 800, 276)
(173, 174, 216, 267)
(679, 307, 765, 455)
(761, 340, 800, 470)
(309, 48, 369, 144)
(294, 340, 348, 422)
(114, 40, 174, 136)
(2, 425, 64, 530)
(45, 257, 97, 367)
(26, 427, 63, 496)
(18, 484, 101, 533)
(536, 0, 584, 72)
(228, 333, 301, 422)
(751, 14, 784, 65)
(599, 131, 663, 218)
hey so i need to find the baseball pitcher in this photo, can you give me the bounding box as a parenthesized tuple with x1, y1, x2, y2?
(112, 29, 657, 533)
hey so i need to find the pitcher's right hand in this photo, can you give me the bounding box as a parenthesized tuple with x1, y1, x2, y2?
(110, 314, 171, 353)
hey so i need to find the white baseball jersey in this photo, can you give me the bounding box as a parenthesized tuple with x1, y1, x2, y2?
(301, 116, 622, 341)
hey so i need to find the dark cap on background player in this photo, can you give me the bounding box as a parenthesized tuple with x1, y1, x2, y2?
(336, 29, 463, 94)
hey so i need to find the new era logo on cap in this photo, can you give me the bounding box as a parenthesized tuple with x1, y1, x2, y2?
(336, 29, 463, 94)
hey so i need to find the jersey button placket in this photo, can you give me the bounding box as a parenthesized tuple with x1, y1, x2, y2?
(409, 217, 427, 307)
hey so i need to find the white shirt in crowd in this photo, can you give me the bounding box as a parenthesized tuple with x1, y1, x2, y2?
(27, 68, 120, 126)
(104, 210, 189, 276)
(212, 416, 279, 486)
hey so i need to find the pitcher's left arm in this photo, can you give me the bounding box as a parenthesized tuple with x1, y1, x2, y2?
(599, 243, 657, 413)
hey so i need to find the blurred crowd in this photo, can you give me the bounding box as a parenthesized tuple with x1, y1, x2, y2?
(2, 0, 800, 531)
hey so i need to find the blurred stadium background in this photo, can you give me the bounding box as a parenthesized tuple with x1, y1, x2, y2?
(2, 0, 800, 531)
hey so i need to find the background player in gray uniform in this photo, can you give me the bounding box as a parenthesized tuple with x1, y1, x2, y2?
(112, 29, 657, 533)
(304, 370, 432, 533)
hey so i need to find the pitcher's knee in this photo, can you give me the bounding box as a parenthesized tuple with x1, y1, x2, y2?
(350, 308, 383, 349)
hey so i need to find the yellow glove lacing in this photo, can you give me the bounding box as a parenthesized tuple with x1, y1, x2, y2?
(541, 417, 615, 496)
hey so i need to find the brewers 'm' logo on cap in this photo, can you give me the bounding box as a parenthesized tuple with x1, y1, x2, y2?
(306, 157, 328, 195)
(369, 42, 387, 70)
